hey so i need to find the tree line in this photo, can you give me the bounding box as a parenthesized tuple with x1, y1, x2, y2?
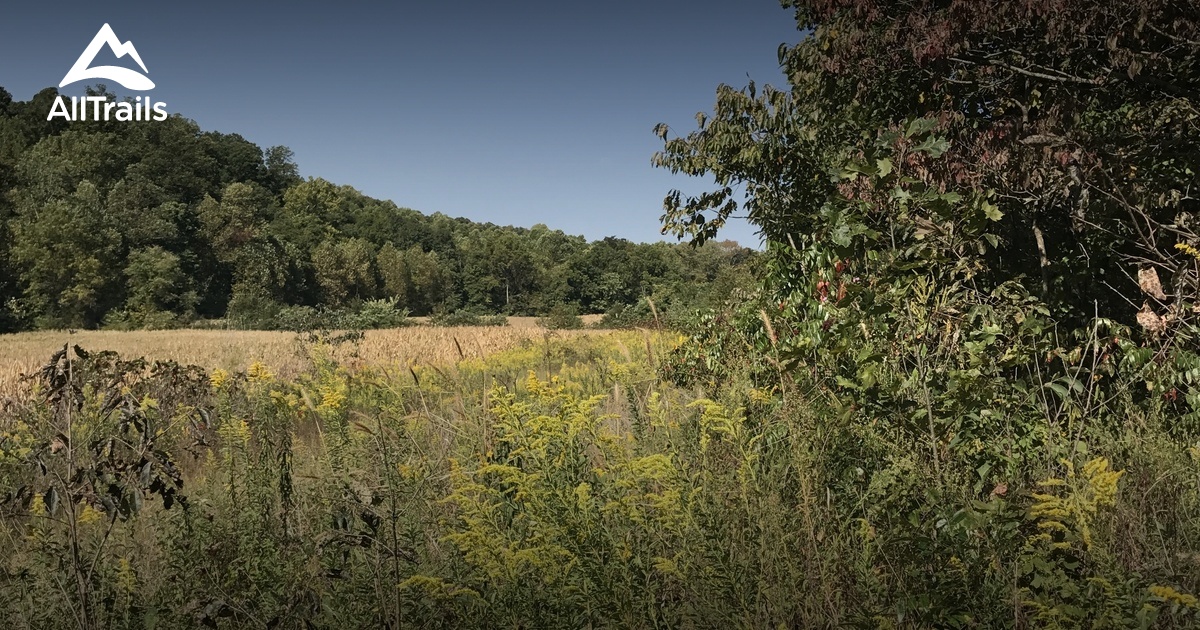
(0, 86, 754, 332)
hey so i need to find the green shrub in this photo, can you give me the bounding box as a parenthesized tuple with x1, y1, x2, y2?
(596, 300, 657, 329)
(475, 314, 509, 327)
(537, 304, 583, 329)
(101, 308, 186, 331)
(430, 309, 507, 327)
(186, 318, 230, 330)
(336, 298, 412, 330)
(275, 304, 326, 331)
(226, 290, 282, 330)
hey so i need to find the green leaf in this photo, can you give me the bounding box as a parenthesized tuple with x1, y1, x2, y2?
(912, 136, 950, 157)
(905, 117, 939, 138)
(1045, 382, 1070, 400)
(44, 486, 59, 517)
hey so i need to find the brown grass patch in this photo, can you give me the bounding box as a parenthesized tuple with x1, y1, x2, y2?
(0, 325, 606, 397)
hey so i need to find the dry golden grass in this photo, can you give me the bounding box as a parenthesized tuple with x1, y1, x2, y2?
(410, 315, 603, 328)
(0, 325, 607, 397)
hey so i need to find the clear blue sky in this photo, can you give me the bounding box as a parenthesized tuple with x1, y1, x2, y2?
(0, 1, 800, 246)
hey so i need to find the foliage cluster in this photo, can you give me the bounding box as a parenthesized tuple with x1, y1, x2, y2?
(427, 310, 508, 328)
(647, 0, 1200, 625)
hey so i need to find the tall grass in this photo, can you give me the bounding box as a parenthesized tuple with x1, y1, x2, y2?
(0, 326, 602, 397)
(0, 329, 1197, 628)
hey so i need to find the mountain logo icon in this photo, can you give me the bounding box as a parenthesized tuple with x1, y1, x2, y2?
(59, 24, 155, 91)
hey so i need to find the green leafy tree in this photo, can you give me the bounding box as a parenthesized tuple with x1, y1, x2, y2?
(264, 145, 302, 194)
(377, 242, 413, 309)
(274, 178, 341, 253)
(459, 229, 541, 313)
(312, 238, 378, 308)
(0, 83, 754, 330)
(0, 90, 24, 331)
(10, 181, 120, 328)
(406, 246, 455, 315)
(198, 182, 275, 259)
(105, 175, 184, 249)
(656, 0, 1199, 329)
(126, 116, 217, 203)
(202, 132, 265, 188)
(124, 247, 196, 315)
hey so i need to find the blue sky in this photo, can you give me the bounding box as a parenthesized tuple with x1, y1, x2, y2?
(0, 1, 800, 246)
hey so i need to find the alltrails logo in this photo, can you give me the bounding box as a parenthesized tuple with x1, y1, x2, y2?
(47, 23, 168, 122)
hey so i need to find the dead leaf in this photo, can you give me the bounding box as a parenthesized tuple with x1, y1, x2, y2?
(1138, 267, 1168, 300)
(1137, 302, 1166, 335)
(991, 483, 1008, 497)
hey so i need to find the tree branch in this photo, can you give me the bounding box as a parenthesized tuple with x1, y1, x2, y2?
(948, 56, 1105, 85)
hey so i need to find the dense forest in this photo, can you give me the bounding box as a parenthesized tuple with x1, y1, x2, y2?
(0, 86, 753, 332)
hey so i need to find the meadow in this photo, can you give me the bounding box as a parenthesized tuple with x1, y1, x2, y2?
(0, 319, 1198, 629)
(0, 319, 601, 397)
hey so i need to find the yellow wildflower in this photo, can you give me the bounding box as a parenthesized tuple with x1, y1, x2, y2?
(318, 385, 347, 412)
(748, 388, 773, 404)
(574, 482, 592, 510)
(78, 503, 103, 525)
(218, 418, 252, 447)
(116, 557, 137, 595)
(1149, 585, 1198, 608)
(209, 368, 229, 390)
(652, 556, 681, 577)
(397, 463, 418, 480)
(247, 361, 273, 383)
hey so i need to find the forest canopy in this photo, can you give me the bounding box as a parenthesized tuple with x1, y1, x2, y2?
(0, 86, 753, 332)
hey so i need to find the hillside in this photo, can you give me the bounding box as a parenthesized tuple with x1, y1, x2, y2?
(0, 85, 754, 332)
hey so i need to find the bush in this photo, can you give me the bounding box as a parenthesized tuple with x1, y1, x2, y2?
(100, 309, 135, 331)
(101, 309, 186, 331)
(226, 290, 282, 330)
(231, 299, 415, 332)
(595, 301, 656, 329)
(275, 305, 326, 331)
(187, 318, 231, 330)
(335, 298, 412, 330)
(537, 304, 583, 330)
(140, 310, 185, 330)
(430, 310, 507, 327)
(475, 314, 509, 327)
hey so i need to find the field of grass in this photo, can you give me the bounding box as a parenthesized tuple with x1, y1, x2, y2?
(0, 323, 603, 398)
(1, 322, 1199, 628)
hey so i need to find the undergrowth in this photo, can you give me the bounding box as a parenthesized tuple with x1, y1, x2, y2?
(0, 324, 1197, 628)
